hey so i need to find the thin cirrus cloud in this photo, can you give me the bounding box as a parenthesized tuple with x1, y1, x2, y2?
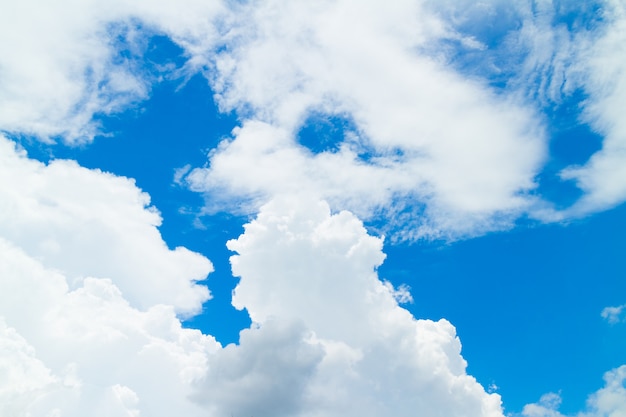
(1, 1, 626, 417)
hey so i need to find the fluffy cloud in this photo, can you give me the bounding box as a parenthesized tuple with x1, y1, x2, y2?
(183, 0, 626, 236)
(0, 134, 221, 416)
(2, 0, 626, 416)
(4, 0, 626, 235)
(194, 196, 504, 417)
(0, 129, 504, 415)
(0, 238, 219, 417)
(0, 135, 211, 315)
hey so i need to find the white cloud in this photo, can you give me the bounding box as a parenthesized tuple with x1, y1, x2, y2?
(0, 135, 211, 315)
(0, 237, 220, 417)
(475, 0, 626, 219)
(0, 135, 219, 416)
(0, 130, 503, 416)
(196, 196, 505, 417)
(559, 0, 626, 217)
(184, 0, 547, 239)
(0, 0, 226, 143)
(602, 304, 626, 324)
(521, 365, 626, 417)
(0, 136, 504, 416)
(0, 318, 57, 417)
(4, 0, 626, 234)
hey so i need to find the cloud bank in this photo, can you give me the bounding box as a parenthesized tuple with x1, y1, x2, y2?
(0, 136, 218, 416)
(0, 134, 503, 416)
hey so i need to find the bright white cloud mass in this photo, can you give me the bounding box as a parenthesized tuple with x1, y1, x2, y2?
(0, 1, 625, 416)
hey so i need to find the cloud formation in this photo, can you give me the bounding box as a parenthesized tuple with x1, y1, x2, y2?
(1, 0, 626, 416)
(560, 0, 626, 216)
(3, 0, 626, 232)
(186, 0, 547, 239)
(0, 136, 211, 316)
(197, 197, 504, 417)
(0, 136, 504, 415)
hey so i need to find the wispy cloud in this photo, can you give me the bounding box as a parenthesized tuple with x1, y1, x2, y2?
(602, 304, 626, 324)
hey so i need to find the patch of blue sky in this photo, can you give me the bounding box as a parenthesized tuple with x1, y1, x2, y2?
(435, 0, 603, 92)
(296, 112, 351, 154)
(296, 111, 409, 168)
(533, 91, 604, 210)
(547, 0, 604, 31)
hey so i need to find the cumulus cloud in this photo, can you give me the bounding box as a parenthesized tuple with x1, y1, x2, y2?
(195, 196, 505, 417)
(0, 133, 223, 416)
(0, 135, 505, 416)
(0, 135, 211, 315)
(0, 238, 220, 417)
(522, 365, 626, 417)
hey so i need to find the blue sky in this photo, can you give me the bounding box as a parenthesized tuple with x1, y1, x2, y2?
(1, 1, 626, 417)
